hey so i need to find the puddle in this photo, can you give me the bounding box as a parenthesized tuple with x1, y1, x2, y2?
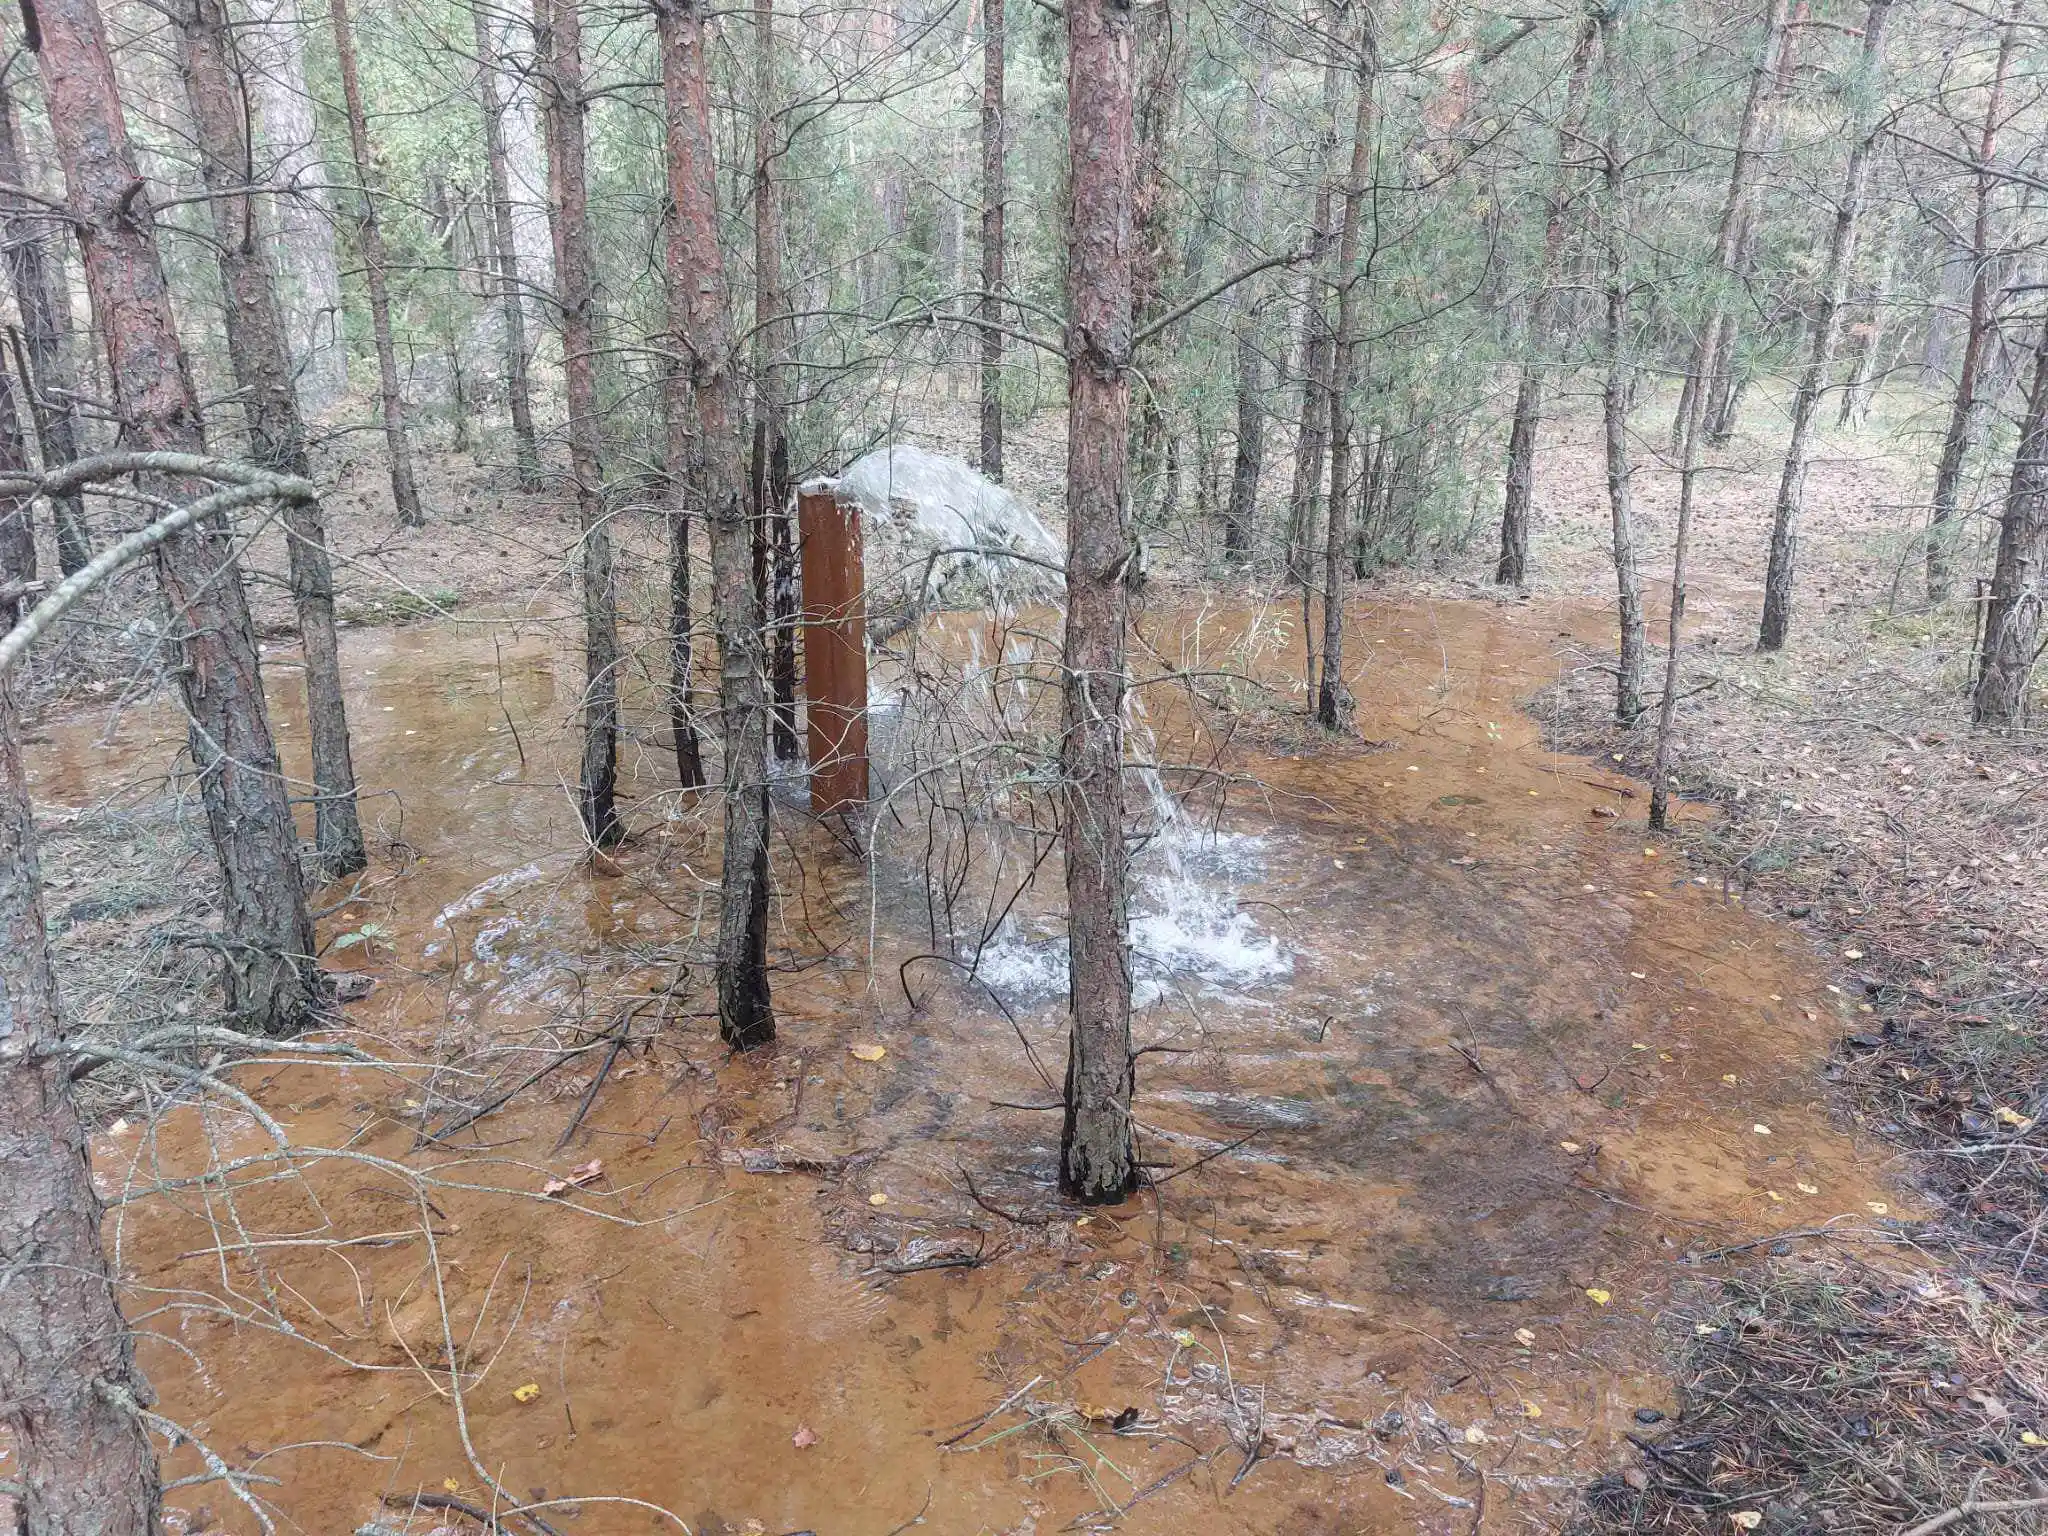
(29, 592, 1910, 1533)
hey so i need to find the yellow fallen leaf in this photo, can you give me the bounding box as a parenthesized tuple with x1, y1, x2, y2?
(1996, 1107, 2030, 1126)
(1643, 848, 1657, 858)
(1629, 971, 1647, 980)
(1560, 1141, 1582, 1153)
(1867, 1201, 1888, 1215)
(1796, 1182, 1819, 1195)
(1722, 1074, 1739, 1084)
(1729, 1514, 1762, 1531)
(1753, 1124, 1772, 1135)
(1464, 1424, 1489, 1444)
(849, 1042, 887, 1062)
(1514, 1327, 1536, 1346)
(443, 1479, 462, 1494)
(512, 1382, 541, 1404)
(868, 1192, 889, 1206)
(1766, 1190, 1784, 1203)
(1632, 1042, 1649, 1051)
(1769, 993, 1782, 1001)
(2022, 1431, 2045, 1447)
(1172, 1329, 1199, 1348)
(1521, 1400, 1543, 1418)
(1585, 1287, 1612, 1306)
(1844, 949, 1863, 960)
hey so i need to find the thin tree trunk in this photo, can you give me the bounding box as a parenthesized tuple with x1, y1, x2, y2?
(662, 353, 706, 788)
(174, 0, 366, 878)
(1837, 222, 1894, 427)
(660, 0, 773, 1048)
(32, 0, 321, 1034)
(1927, 0, 2018, 604)
(535, 0, 619, 848)
(472, 0, 539, 488)
(1598, 9, 1645, 724)
(1972, 317, 2048, 729)
(1058, 0, 1136, 1205)
(979, 0, 1005, 480)
(1316, 35, 1376, 730)
(751, 0, 798, 763)
(326, 0, 424, 527)
(0, 373, 161, 1534)
(1222, 58, 1271, 566)
(1649, 0, 1788, 831)
(1758, 0, 1893, 652)
(1495, 10, 1597, 587)
(0, 68, 90, 575)
(245, 0, 349, 410)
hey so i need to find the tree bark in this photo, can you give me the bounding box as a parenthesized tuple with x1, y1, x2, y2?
(1971, 318, 2048, 730)
(325, 0, 424, 527)
(662, 357, 706, 789)
(1316, 33, 1375, 731)
(1757, 0, 1893, 652)
(1927, 0, 2018, 603)
(750, 0, 798, 763)
(1058, 0, 1137, 1205)
(245, 0, 349, 411)
(1284, 28, 1343, 597)
(471, 0, 540, 489)
(535, 0, 620, 848)
(173, 0, 366, 878)
(979, 0, 1005, 481)
(31, 0, 321, 1034)
(1650, 0, 1788, 831)
(660, 0, 773, 1048)
(0, 375, 162, 1534)
(1221, 58, 1271, 566)
(1494, 10, 1597, 587)
(1598, 9, 1645, 724)
(0, 65, 90, 575)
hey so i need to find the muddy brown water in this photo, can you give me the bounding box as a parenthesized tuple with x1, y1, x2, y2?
(26, 592, 1907, 1535)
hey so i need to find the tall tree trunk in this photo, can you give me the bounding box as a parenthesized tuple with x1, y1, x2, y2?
(1058, 0, 1136, 1205)
(1837, 222, 1894, 427)
(660, 0, 773, 1048)
(0, 64, 90, 575)
(1494, 10, 1597, 587)
(174, 0, 366, 878)
(1316, 32, 1375, 731)
(1927, 0, 2018, 604)
(751, 0, 798, 762)
(31, 0, 321, 1034)
(1972, 318, 2048, 730)
(1221, 57, 1271, 566)
(245, 0, 349, 411)
(1598, 9, 1645, 724)
(1757, 0, 1893, 651)
(471, 0, 540, 488)
(535, 0, 620, 848)
(0, 375, 162, 1535)
(1284, 29, 1343, 596)
(326, 0, 424, 527)
(662, 350, 706, 788)
(979, 0, 1005, 480)
(1649, 0, 1788, 831)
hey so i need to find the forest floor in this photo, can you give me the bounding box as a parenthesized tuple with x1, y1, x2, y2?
(11, 382, 2046, 1534)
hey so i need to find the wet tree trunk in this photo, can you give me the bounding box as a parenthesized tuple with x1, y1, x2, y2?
(1494, 11, 1597, 587)
(660, 0, 773, 1048)
(1757, 0, 1893, 652)
(979, 0, 1004, 481)
(1972, 318, 2048, 730)
(32, 0, 321, 1034)
(0, 379, 162, 1534)
(1598, 9, 1645, 724)
(662, 352, 706, 788)
(1284, 38, 1343, 597)
(1927, 0, 2017, 604)
(1316, 39, 1375, 731)
(472, 0, 540, 488)
(1058, 0, 1136, 1206)
(1649, 0, 1787, 831)
(751, 0, 798, 762)
(174, 0, 366, 878)
(535, 0, 619, 848)
(326, 0, 424, 527)
(0, 71, 90, 575)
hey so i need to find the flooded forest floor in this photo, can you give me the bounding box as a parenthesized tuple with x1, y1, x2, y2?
(10, 390, 2047, 1535)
